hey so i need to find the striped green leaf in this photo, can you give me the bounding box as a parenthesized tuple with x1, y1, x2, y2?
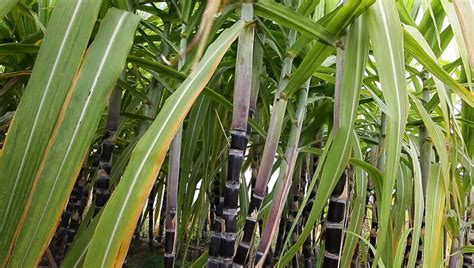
(0, 0, 102, 264)
(82, 21, 245, 267)
(367, 0, 409, 265)
(393, 228, 412, 268)
(6, 9, 139, 267)
(423, 163, 446, 267)
(127, 55, 186, 81)
(0, 43, 39, 54)
(405, 140, 425, 268)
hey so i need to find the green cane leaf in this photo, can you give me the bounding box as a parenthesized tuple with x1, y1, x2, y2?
(0, 0, 102, 263)
(278, 13, 369, 266)
(6, 9, 140, 266)
(82, 21, 245, 267)
(255, 0, 338, 47)
(367, 0, 409, 265)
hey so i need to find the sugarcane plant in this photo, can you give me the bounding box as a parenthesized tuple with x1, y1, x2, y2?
(0, 0, 473, 267)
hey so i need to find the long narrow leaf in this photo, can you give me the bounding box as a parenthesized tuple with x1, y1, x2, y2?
(441, 0, 472, 90)
(7, 9, 139, 266)
(410, 93, 450, 189)
(405, 140, 425, 268)
(404, 28, 474, 106)
(255, 0, 338, 47)
(367, 0, 409, 265)
(82, 21, 245, 267)
(0, 0, 102, 263)
(423, 163, 446, 267)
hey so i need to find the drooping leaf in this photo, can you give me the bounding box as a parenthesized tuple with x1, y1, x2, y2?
(367, 0, 409, 265)
(255, 0, 338, 47)
(404, 28, 474, 106)
(82, 21, 245, 267)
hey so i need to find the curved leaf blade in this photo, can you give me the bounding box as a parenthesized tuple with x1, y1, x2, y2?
(367, 0, 409, 265)
(255, 0, 338, 47)
(83, 21, 245, 267)
(404, 28, 474, 106)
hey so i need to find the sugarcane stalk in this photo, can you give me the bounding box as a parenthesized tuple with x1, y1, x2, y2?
(86, 150, 100, 186)
(302, 169, 314, 268)
(208, 173, 224, 267)
(255, 80, 309, 266)
(165, 23, 187, 268)
(208, 195, 225, 268)
(210, 2, 254, 266)
(148, 184, 155, 249)
(164, 135, 181, 267)
(274, 211, 287, 259)
(288, 158, 305, 267)
(76, 168, 90, 221)
(153, 182, 165, 238)
(93, 77, 123, 215)
(50, 160, 87, 261)
(205, 173, 222, 241)
(233, 28, 296, 266)
(318, 43, 348, 267)
(210, 175, 221, 232)
(323, 169, 349, 267)
(287, 133, 323, 267)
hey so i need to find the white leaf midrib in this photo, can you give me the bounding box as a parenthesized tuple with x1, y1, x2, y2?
(18, 13, 129, 266)
(1, 0, 84, 235)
